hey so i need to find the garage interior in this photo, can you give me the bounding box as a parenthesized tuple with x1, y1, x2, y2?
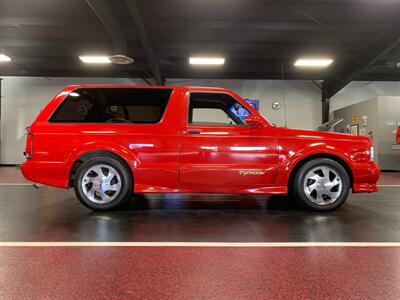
(0, 0, 400, 298)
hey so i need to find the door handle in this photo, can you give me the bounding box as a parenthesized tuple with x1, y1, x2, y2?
(187, 129, 201, 134)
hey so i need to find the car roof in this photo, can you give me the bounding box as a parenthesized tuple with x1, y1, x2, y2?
(61, 85, 232, 94)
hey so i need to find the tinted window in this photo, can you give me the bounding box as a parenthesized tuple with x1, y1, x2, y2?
(50, 88, 172, 123)
(189, 92, 250, 126)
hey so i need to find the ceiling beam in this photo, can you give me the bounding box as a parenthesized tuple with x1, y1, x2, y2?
(0, 39, 370, 53)
(146, 20, 387, 33)
(0, 67, 149, 78)
(0, 17, 101, 28)
(0, 17, 386, 33)
(125, 0, 164, 85)
(224, 0, 399, 3)
(85, 0, 126, 55)
(0, 70, 314, 80)
(322, 17, 400, 99)
(2, 65, 400, 81)
(354, 73, 400, 81)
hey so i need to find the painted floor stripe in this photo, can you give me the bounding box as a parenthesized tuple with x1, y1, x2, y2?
(0, 242, 399, 247)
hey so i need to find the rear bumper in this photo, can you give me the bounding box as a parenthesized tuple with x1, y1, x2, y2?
(352, 161, 380, 193)
(20, 160, 70, 188)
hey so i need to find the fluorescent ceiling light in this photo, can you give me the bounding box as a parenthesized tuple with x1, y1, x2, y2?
(79, 56, 111, 64)
(189, 57, 225, 65)
(0, 54, 11, 62)
(294, 58, 333, 67)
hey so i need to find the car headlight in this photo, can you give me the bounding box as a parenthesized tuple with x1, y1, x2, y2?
(370, 146, 374, 161)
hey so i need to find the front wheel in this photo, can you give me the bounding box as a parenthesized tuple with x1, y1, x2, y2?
(73, 156, 132, 210)
(291, 158, 350, 212)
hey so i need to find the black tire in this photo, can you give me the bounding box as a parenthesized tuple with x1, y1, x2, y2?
(73, 156, 132, 210)
(290, 158, 350, 212)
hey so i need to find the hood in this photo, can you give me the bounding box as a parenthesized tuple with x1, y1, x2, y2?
(275, 127, 372, 143)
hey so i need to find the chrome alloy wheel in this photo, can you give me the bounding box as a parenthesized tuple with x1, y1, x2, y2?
(81, 164, 122, 204)
(303, 165, 343, 206)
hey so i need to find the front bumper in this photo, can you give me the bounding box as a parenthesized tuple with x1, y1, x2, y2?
(353, 161, 380, 193)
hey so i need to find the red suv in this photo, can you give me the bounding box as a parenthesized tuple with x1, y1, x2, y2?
(21, 85, 380, 211)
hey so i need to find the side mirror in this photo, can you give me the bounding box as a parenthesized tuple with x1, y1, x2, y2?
(246, 114, 264, 128)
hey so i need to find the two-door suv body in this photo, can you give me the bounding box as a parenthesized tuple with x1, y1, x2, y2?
(21, 85, 380, 211)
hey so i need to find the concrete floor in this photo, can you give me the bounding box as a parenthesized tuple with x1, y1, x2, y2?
(0, 185, 399, 242)
(0, 167, 399, 299)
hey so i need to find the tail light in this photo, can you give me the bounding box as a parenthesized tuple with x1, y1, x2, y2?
(24, 127, 34, 159)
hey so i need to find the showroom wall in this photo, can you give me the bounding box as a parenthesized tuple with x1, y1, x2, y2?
(333, 96, 400, 171)
(0, 77, 147, 164)
(2, 76, 400, 165)
(1, 77, 322, 164)
(331, 81, 400, 112)
(166, 79, 322, 129)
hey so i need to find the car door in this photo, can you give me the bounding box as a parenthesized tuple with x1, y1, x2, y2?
(179, 91, 278, 188)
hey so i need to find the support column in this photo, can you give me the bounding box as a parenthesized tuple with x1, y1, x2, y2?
(322, 97, 330, 124)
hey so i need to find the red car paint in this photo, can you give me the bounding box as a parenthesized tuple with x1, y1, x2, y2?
(397, 127, 400, 145)
(21, 85, 380, 195)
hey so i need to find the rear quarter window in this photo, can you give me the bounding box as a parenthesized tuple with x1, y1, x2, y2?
(50, 88, 173, 124)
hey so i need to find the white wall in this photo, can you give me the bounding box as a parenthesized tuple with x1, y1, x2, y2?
(1, 76, 147, 164)
(167, 79, 322, 130)
(4, 76, 400, 165)
(333, 95, 400, 170)
(331, 81, 400, 113)
(1, 77, 323, 164)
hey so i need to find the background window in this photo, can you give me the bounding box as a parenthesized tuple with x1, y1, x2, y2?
(50, 88, 172, 123)
(189, 92, 249, 126)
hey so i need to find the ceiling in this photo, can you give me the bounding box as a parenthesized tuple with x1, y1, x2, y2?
(1, 0, 400, 88)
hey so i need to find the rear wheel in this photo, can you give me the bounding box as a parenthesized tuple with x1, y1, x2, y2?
(291, 158, 350, 212)
(73, 156, 132, 210)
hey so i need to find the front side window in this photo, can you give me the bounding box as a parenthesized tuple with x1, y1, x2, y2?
(189, 92, 250, 126)
(50, 88, 173, 123)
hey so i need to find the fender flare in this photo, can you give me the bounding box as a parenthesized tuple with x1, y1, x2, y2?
(281, 147, 354, 186)
(65, 141, 139, 180)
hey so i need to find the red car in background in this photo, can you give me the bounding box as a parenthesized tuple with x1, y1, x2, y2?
(397, 127, 400, 145)
(21, 85, 380, 211)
